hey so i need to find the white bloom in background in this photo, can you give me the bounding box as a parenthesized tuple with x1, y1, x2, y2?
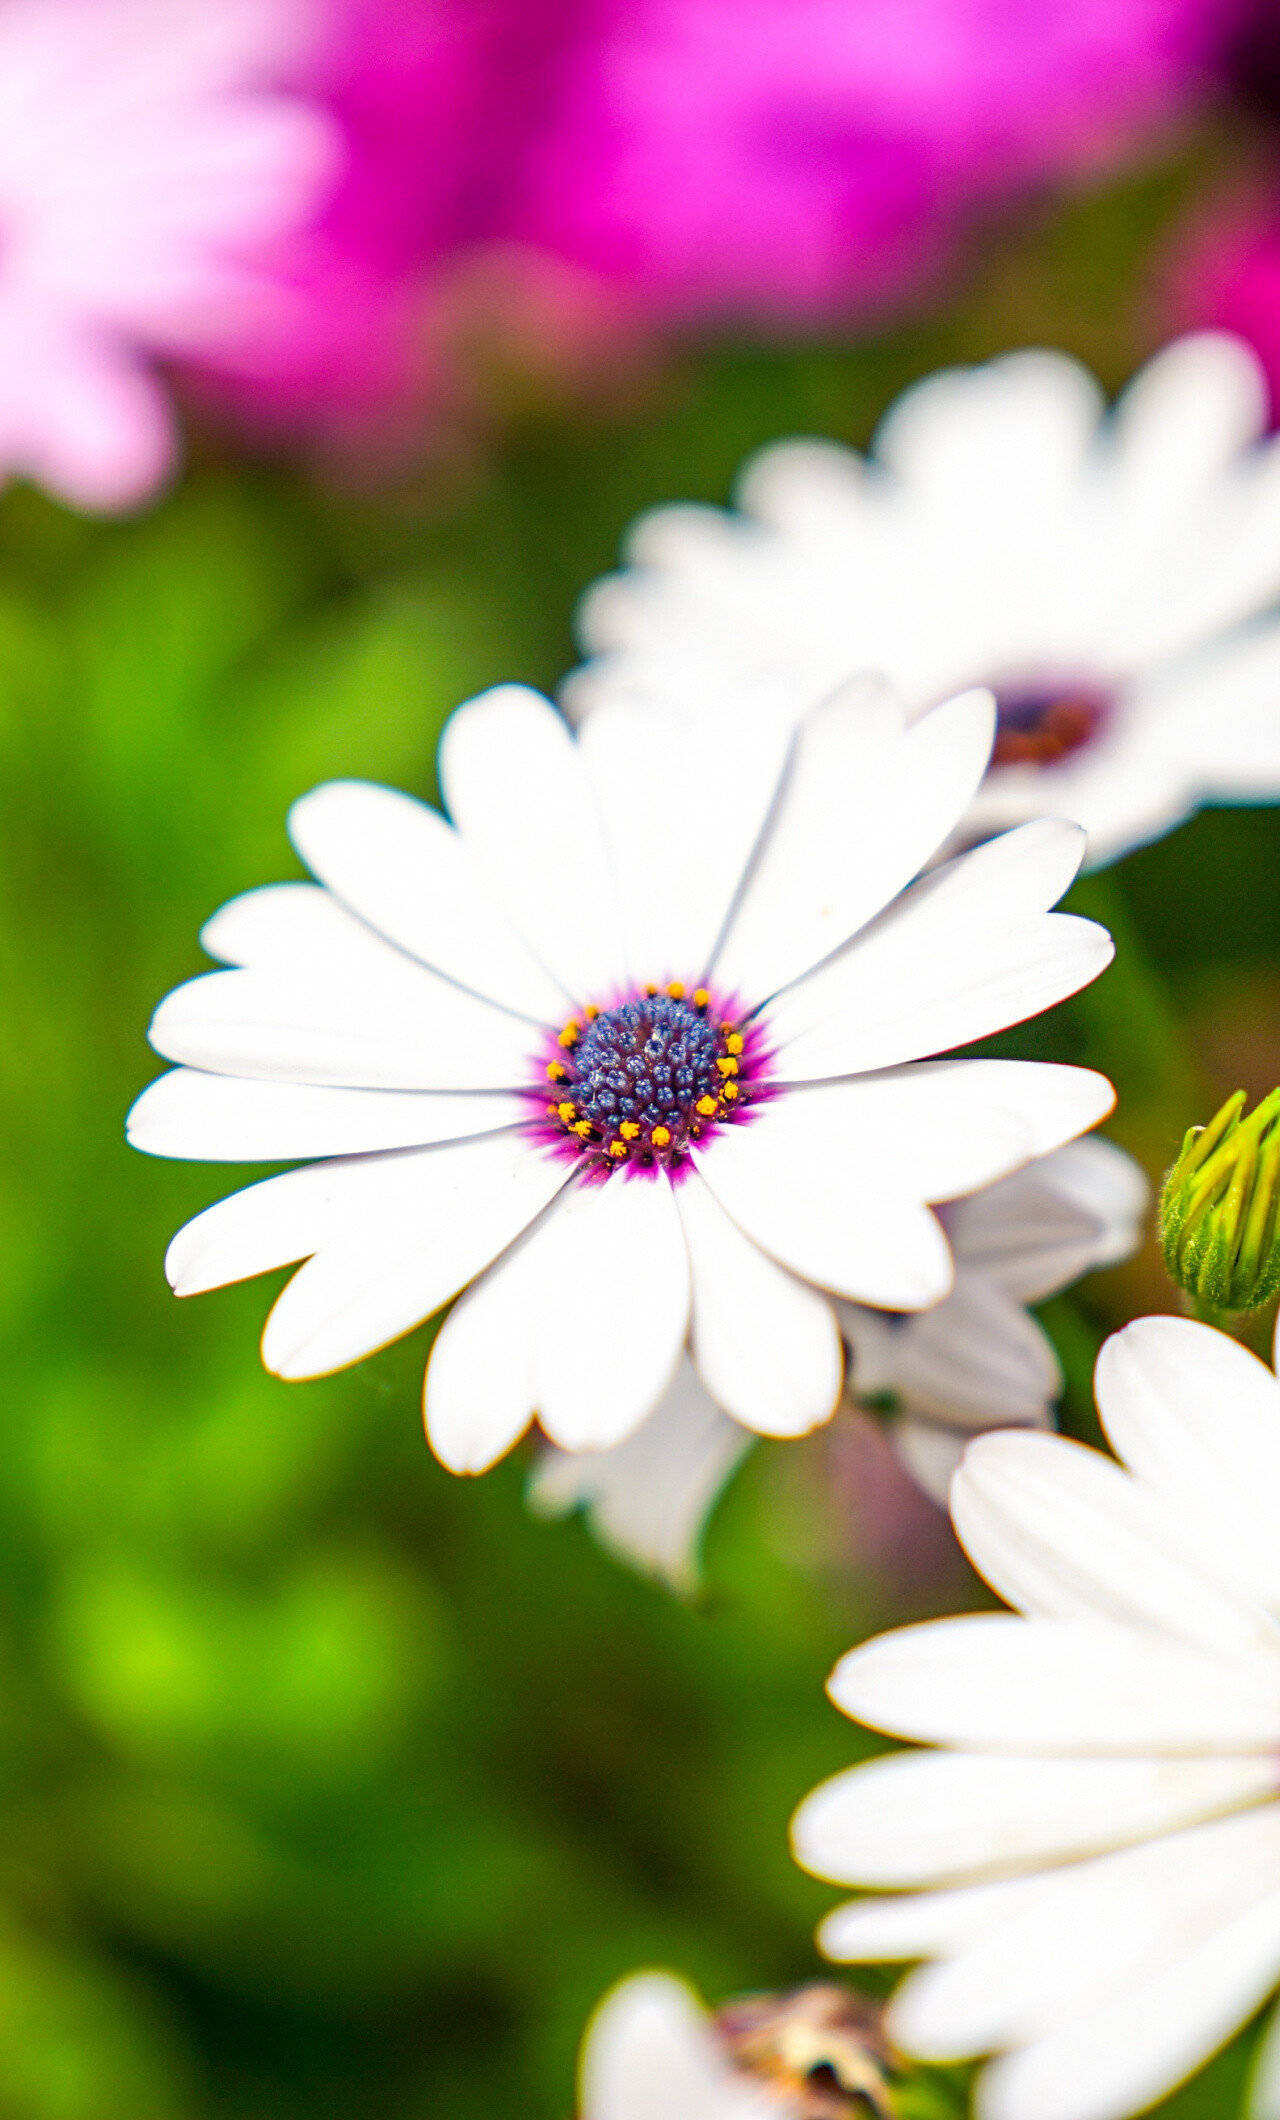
(567, 332, 1280, 866)
(578, 1973, 772, 2120)
(128, 681, 1114, 1474)
(792, 1313, 1280, 2120)
(532, 1135, 1146, 1588)
(0, 0, 338, 509)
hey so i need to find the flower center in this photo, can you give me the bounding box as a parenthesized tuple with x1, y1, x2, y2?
(989, 679, 1111, 770)
(542, 984, 752, 1169)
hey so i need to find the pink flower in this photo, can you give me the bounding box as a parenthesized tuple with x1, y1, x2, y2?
(0, 0, 339, 510)
(1168, 190, 1280, 421)
(506, 0, 1224, 324)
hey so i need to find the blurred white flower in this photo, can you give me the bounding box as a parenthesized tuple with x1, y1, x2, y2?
(568, 333, 1280, 867)
(531, 1135, 1146, 1588)
(0, 0, 338, 509)
(578, 1972, 772, 2120)
(792, 1312, 1280, 2120)
(129, 681, 1113, 1474)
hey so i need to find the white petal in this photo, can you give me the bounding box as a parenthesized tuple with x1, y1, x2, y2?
(1248, 1994, 1280, 2120)
(745, 1074, 1034, 1204)
(763, 907, 1111, 1083)
(1096, 1316, 1280, 1612)
(899, 1060, 1116, 1161)
(580, 1971, 769, 2120)
(793, 1749, 1277, 1890)
(423, 1209, 549, 1474)
(947, 1137, 1146, 1303)
(714, 687, 993, 1004)
(535, 1172, 691, 1452)
(892, 1806, 1280, 2073)
(845, 1274, 1059, 1428)
(438, 685, 625, 1003)
(529, 1358, 753, 1589)
(890, 1416, 976, 1506)
(828, 1614, 1280, 1754)
(259, 1134, 570, 1379)
(692, 1116, 953, 1312)
(952, 1430, 1280, 1656)
(149, 965, 540, 1090)
(677, 1174, 842, 1437)
(286, 779, 568, 1019)
(875, 349, 1102, 516)
(1131, 620, 1280, 802)
(578, 687, 793, 987)
(128, 1068, 527, 1161)
(977, 1879, 1280, 2120)
(818, 1874, 1047, 1964)
(200, 882, 389, 970)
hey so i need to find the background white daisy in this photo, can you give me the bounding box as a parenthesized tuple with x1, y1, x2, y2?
(565, 332, 1280, 867)
(792, 1313, 1280, 2120)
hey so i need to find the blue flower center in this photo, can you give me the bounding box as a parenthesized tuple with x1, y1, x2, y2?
(547, 987, 746, 1168)
(991, 679, 1110, 770)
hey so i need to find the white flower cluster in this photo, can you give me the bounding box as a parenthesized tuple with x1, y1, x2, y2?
(130, 333, 1280, 2120)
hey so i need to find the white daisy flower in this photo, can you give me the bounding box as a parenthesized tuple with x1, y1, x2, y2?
(128, 680, 1114, 1474)
(578, 1968, 895, 2119)
(792, 1312, 1280, 2120)
(566, 332, 1280, 867)
(531, 1136, 1146, 1588)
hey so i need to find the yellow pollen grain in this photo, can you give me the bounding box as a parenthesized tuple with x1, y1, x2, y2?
(619, 1121, 640, 1140)
(584, 1004, 599, 1019)
(545, 1103, 559, 1117)
(693, 988, 710, 1010)
(557, 1102, 577, 1124)
(558, 1021, 580, 1048)
(644, 983, 657, 996)
(547, 1061, 567, 1082)
(573, 1120, 593, 1138)
(721, 1081, 739, 1102)
(666, 981, 685, 999)
(725, 1033, 744, 1055)
(608, 1141, 628, 1159)
(696, 1094, 718, 1118)
(717, 1055, 739, 1077)
(651, 1125, 671, 1147)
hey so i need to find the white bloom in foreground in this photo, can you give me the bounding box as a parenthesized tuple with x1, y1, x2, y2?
(129, 680, 1114, 1474)
(792, 1313, 1280, 2120)
(578, 1973, 771, 2120)
(567, 332, 1280, 866)
(0, 0, 337, 509)
(532, 1136, 1146, 1588)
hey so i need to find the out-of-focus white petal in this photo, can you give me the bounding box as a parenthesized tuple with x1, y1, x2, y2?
(286, 780, 569, 1021)
(258, 1134, 570, 1380)
(580, 1971, 770, 2120)
(148, 964, 541, 1090)
(127, 1068, 527, 1162)
(829, 1614, 1280, 1755)
(438, 685, 626, 1003)
(535, 1172, 690, 1452)
(948, 1136, 1146, 1302)
(1096, 1317, 1280, 1612)
(1248, 1994, 1280, 2120)
(677, 1172, 842, 1437)
(890, 1415, 976, 1505)
(951, 1430, 1280, 1655)
(692, 1115, 953, 1313)
(714, 688, 993, 1004)
(845, 1274, 1059, 1428)
(529, 1360, 753, 1590)
(818, 1874, 1048, 1965)
(793, 1749, 1278, 1891)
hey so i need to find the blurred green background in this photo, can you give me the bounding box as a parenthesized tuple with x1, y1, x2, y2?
(0, 146, 1277, 2118)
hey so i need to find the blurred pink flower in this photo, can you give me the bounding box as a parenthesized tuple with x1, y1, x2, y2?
(0, 0, 339, 510)
(1170, 193, 1280, 418)
(506, 0, 1225, 324)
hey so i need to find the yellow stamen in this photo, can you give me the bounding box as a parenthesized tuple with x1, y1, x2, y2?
(573, 1120, 593, 1138)
(651, 1125, 671, 1147)
(608, 1141, 628, 1159)
(619, 1121, 640, 1141)
(725, 1032, 744, 1055)
(557, 1102, 577, 1124)
(584, 1004, 599, 1019)
(666, 981, 685, 1000)
(547, 1061, 567, 1082)
(545, 1104, 559, 1117)
(696, 1095, 718, 1118)
(717, 1055, 739, 1077)
(693, 988, 710, 1010)
(721, 1081, 739, 1101)
(644, 983, 657, 996)
(558, 1020, 580, 1048)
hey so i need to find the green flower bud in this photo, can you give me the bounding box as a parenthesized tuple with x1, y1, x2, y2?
(1160, 1087, 1280, 1315)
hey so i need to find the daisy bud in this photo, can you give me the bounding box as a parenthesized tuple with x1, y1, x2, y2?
(1160, 1087, 1280, 1314)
